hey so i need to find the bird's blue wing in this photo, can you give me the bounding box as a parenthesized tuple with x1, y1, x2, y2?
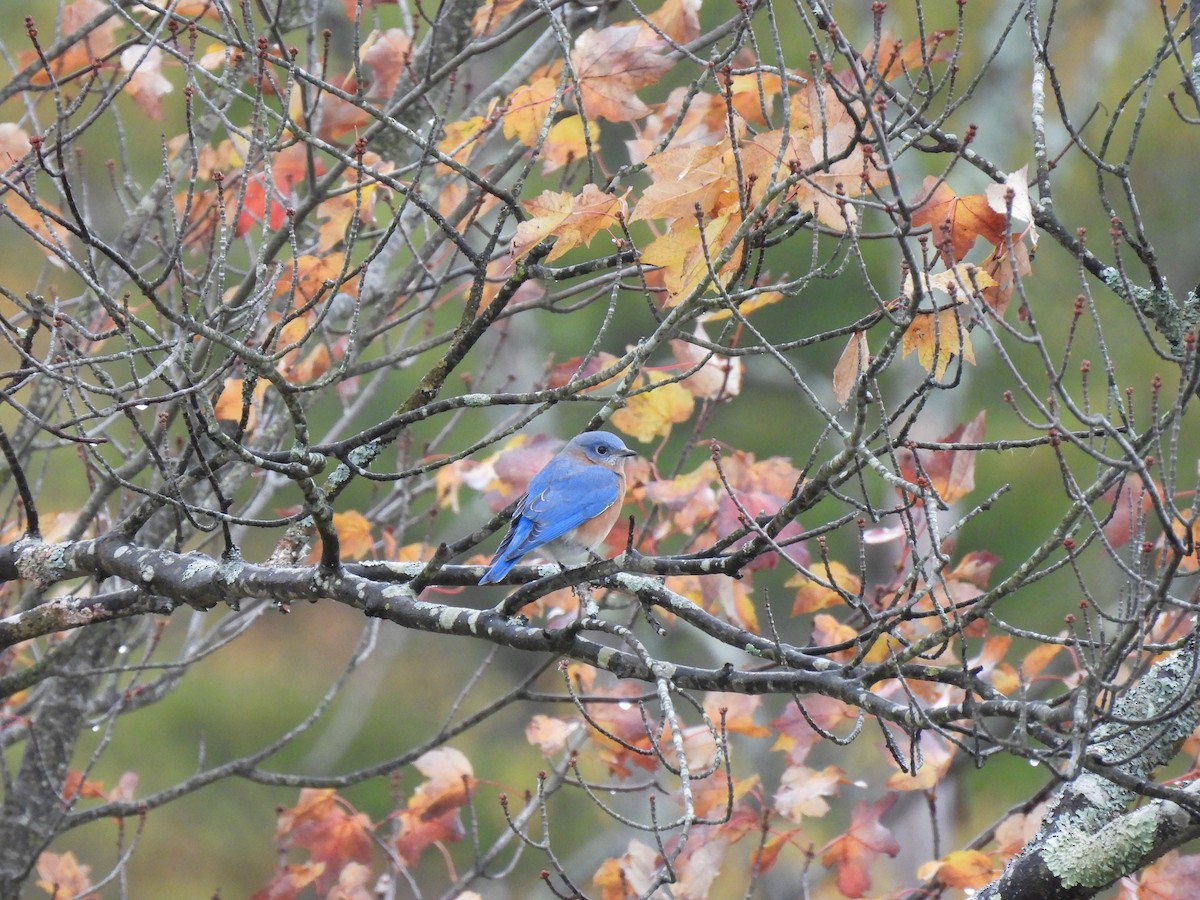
(518, 462, 620, 551)
(479, 460, 619, 583)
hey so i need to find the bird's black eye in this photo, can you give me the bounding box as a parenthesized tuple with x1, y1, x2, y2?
(596, 445, 608, 454)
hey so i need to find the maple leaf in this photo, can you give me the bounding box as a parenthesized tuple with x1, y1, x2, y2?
(903, 263, 997, 300)
(703, 692, 771, 737)
(833, 330, 870, 405)
(775, 763, 844, 821)
(35, 851, 97, 900)
(631, 140, 736, 223)
(594, 840, 658, 899)
(670, 323, 743, 400)
(525, 714, 579, 755)
(274, 789, 373, 895)
(979, 239, 1033, 316)
(861, 29, 956, 84)
(610, 373, 696, 442)
(511, 183, 625, 262)
(647, 0, 702, 45)
(639, 208, 744, 304)
(770, 695, 859, 764)
(541, 115, 587, 173)
(911, 176, 1008, 265)
(333, 510, 373, 560)
(820, 794, 901, 898)
(62, 769, 107, 802)
(502, 74, 560, 146)
(901, 306, 976, 380)
(20, 0, 119, 85)
(250, 862, 326, 900)
(702, 289, 785, 322)
(119, 45, 173, 120)
(897, 411, 985, 504)
(3, 191, 72, 268)
(327, 862, 374, 900)
(918, 849, 997, 890)
(788, 560, 862, 615)
(986, 165, 1038, 247)
(214, 377, 268, 433)
(472, 0, 526, 37)
(396, 748, 476, 863)
(571, 25, 673, 122)
(730, 70, 785, 126)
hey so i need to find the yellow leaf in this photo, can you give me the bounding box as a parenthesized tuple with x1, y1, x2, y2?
(511, 183, 624, 262)
(702, 290, 785, 322)
(503, 75, 559, 146)
(333, 510, 373, 561)
(541, 115, 587, 174)
(611, 374, 695, 442)
(901, 307, 975, 379)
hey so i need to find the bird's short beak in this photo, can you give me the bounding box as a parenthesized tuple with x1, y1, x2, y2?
(618, 448, 638, 458)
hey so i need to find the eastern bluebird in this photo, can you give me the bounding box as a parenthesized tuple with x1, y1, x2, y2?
(479, 431, 637, 584)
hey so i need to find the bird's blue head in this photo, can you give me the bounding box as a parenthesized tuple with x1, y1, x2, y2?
(568, 431, 638, 468)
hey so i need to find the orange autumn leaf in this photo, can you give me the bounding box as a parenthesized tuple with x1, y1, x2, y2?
(640, 208, 743, 304)
(820, 794, 901, 898)
(897, 411, 985, 504)
(901, 306, 975, 379)
(980, 239, 1033, 317)
(571, 25, 673, 122)
(4, 192, 72, 268)
(670, 323, 743, 400)
(911, 176, 1007, 265)
(250, 863, 325, 900)
(647, 0, 702, 45)
(594, 840, 658, 899)
(810, 613, 858, 662)
(275, 254, 355, 302)
(611, 374, 695, 442)
(471, 0, 526, 37)
(703, 692, 771, 738)
(918, 849, 997, 890)
(333, 510, 373, 560)
(395, 748, 476, 865)
(439, 116, 490, 167)
(273, 789, 372, 896)
(1117, 850, 1200, 899)
(511, 184, 625, 262)
(503, 74, 560, 146)
(632, 140, 736, 223)
(214, 377, 268, 433)
(35, 851, 97, 900)
(702, 290, 785, 322)
(863, 30, 956, 84)
(20, 0, 119, 85)
(788, 560, 861, 615)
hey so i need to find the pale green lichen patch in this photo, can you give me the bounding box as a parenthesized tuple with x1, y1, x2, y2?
(597, 646, 616, 669)
(1044, 805, 1159, 888)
